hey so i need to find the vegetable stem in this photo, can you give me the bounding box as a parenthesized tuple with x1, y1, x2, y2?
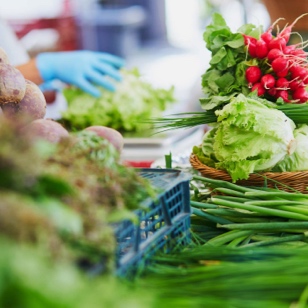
(211, 198, 308, 221)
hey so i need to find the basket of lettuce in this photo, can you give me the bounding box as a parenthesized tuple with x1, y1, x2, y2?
(153, 13, 308, 192)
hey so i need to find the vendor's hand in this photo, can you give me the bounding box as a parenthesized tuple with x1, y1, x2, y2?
(36, 50, 125, 97)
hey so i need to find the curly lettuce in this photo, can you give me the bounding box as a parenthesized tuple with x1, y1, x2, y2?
(199, 94, 296, 181)
(61, 68, 175, 134)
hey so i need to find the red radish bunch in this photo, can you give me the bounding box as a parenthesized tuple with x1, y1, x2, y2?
(243, 14, 308, 104)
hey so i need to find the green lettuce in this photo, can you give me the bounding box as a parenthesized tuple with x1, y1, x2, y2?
(203, 94, 296, 181)
(274, 124, 308, 172)
(61, 68, 175, 134)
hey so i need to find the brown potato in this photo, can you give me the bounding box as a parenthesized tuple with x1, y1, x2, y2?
(85, 125, 124, 152)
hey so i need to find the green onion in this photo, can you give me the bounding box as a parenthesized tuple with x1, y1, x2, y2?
(190, 200, 218, 209)
(211, 197, 308, 220)
(147, 111, 217, 132)
(205, 230, 255, 246)
(191, 207, 232, 225)
(218, 222, 308, 230)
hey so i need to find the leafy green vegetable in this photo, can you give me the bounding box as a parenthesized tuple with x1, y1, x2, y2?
(274, 124, 308, 172)
(200, 13, 263, 110)
(61, 68, 175, 134)
(200, 94, 296, 181)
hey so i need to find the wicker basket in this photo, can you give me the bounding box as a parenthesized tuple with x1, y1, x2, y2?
(190, 153, 308, 194)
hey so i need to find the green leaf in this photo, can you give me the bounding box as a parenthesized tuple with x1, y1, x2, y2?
(210, 47, 227, 65)
(216, 73, 235, 90)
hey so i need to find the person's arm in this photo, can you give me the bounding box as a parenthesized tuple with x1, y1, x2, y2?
(15, 58, 43, 85)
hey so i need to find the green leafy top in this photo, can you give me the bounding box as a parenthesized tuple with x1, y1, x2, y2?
(200, 13, 263, 110)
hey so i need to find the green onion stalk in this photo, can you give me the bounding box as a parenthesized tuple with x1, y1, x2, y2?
(148, 104, 308, 132)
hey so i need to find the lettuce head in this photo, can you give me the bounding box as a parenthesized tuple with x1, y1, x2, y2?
(207, 94, 296, 181)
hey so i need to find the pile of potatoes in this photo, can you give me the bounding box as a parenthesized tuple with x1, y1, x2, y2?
(0, 48, 123, 152)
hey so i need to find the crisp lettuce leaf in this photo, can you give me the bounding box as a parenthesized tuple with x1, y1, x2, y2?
(212, 94, 296, 181)
(274, 124, 308, 172)
(61, 68, 175, 133)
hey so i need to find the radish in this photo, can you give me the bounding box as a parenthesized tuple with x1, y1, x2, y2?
(289, 48, 307, 59)
(276, 68, 289, 78)
(283, 45, 296, 54)
(289, 79, 304, 91)
(278, 13, 308, 43)
(268, 37, 287, 51)
(251, 82, 265, 96)
(292, 87, 308, 103)
(243, 34, 257, 57)
(275, 77, 289, 90)
(267, 48, 283, 62)
(267, 87, 277, 97)
(261, 31, 272, 45)
(255, 39, 268, 59)
(271, 57, 289, 73)
(245, 66, 262, 86)
(290, 66, 308, 83)
(243, 34, 257, 46)
(261, 74, 275, 89)
(275, 90, 290, 102)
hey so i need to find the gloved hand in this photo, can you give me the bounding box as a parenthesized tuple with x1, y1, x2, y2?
(36, 50, 125, 97)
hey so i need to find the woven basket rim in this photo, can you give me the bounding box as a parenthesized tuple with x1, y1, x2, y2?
(189, 153, 308, 184)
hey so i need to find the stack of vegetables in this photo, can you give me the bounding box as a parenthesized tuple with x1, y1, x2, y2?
(154, 13, 308, 183)
(0, 47, 165, 305)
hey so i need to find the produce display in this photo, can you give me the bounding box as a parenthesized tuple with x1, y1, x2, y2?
(2, 12, 308, 307)
(154, 13, 308, 182)
(0, 48, 163, 305)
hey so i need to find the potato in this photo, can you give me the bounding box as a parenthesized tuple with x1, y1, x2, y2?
(0, 63, 26, 103)
(22, 119, 69, 143)
(2, 80, 46, 124)
(0, 47, 9, 64)
(85, 126, 124, 152)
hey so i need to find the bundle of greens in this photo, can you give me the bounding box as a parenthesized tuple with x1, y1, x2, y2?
(61, 68, 175, 134)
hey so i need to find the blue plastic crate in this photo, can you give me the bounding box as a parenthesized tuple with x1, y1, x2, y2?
(114, 168, 191, 277)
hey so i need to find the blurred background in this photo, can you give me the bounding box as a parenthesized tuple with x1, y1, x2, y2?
(0, 0, 271, 108)
(0, 0, 273, 164)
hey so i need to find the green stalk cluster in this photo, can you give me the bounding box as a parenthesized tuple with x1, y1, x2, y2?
(190, 175, 308, 248)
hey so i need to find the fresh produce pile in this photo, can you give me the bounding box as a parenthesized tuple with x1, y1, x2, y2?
(61, 68, 175, 135)
(0, 47, 167, 305)
(153, 13, 308, 182)
(190, 175, 308, 248)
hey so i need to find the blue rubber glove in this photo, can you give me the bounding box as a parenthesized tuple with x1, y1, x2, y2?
(36, 50, 125, 97)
